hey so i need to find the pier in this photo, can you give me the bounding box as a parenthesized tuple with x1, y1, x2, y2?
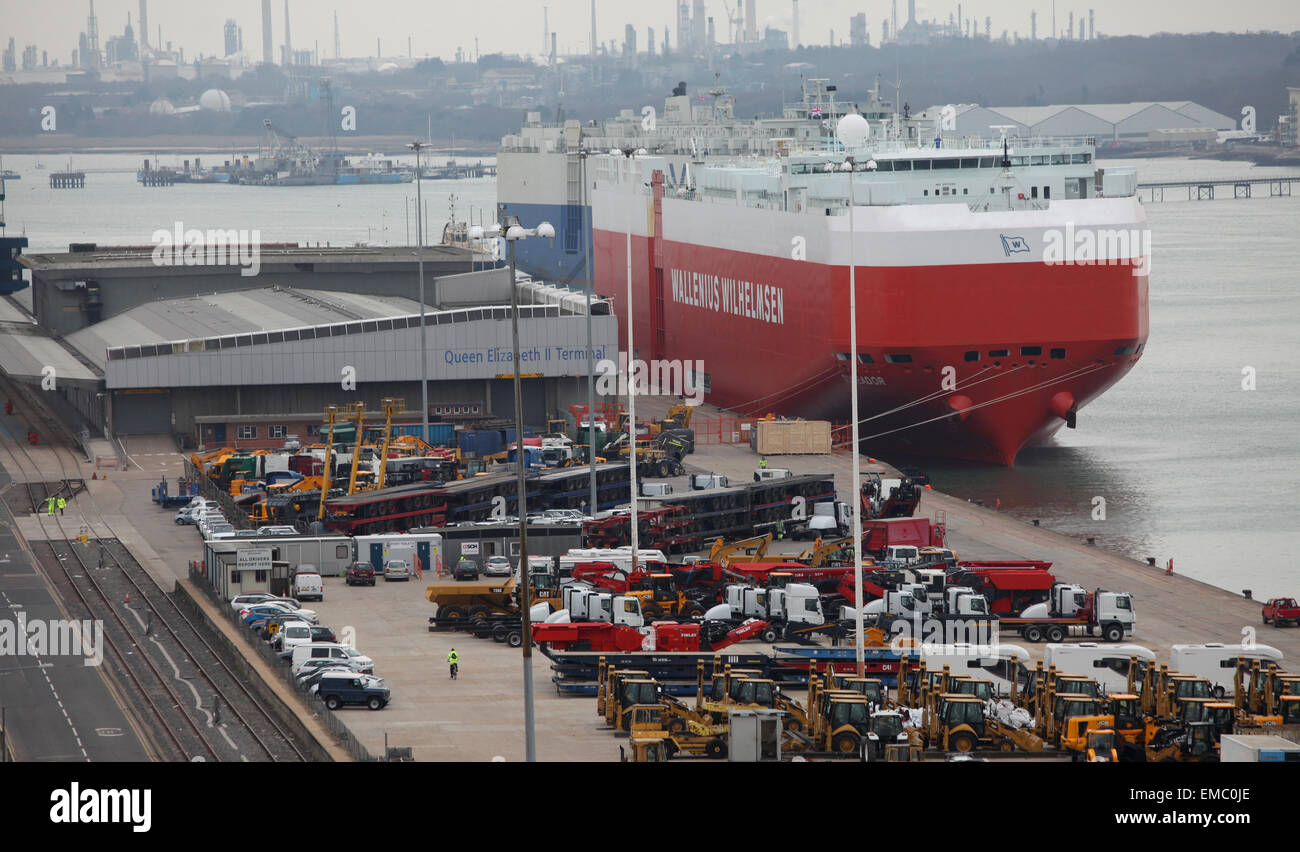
(1137, 174, 1300, 202)
(48, 171, 86, 189)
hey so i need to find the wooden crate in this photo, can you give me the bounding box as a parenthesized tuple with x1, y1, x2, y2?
(750, 420, 832, 455)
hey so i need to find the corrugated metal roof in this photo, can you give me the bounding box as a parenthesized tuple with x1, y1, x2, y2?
(0, 327, 99, 382)
(65, 287, 428, 370)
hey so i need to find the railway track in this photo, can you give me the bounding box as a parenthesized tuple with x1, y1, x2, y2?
(0, 375, 310, 761)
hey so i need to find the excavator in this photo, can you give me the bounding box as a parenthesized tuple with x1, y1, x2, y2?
(569, 561, 708, 619)
(709, 533, 773, 569)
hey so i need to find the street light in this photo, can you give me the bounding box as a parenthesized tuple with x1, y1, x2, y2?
(837, 112, 869, 677)
(579, 149, 597, 514)
(406, 140, 431, 445)
(469, 213, 555, 764)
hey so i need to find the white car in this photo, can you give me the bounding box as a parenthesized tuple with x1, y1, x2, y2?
(291, 643, 375, 677)
(206, 523, 237, 540)
(257, 525, 298, 536)
(383, 560, 411, 582)
(230, 592, 278, 612)
(484, 556, 512, 577)
(274, 620, 314, 658)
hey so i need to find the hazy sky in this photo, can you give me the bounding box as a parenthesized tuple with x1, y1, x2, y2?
(5, 0, 1298, 64)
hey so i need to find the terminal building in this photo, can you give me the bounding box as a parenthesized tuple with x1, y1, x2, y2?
(4, 244, 616, 446)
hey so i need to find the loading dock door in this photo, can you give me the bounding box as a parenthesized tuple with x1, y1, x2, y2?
(490, 379, 544, 428)
(113, 390, 172, 435)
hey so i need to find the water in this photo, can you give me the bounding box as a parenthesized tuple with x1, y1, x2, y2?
(0, 152, 499, 251)
(1, 152, 1296, 598)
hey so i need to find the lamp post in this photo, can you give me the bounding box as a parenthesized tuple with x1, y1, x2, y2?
(406, 140, 430, 444)
(468, 215, 555, 763)
(837, 113, 870, 677)
(580, 149, 598, 512)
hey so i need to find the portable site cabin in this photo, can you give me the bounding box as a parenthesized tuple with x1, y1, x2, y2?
(353, 532, 443, 575)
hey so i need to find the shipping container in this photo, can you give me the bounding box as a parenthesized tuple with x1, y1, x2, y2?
(750, 420, 832, 455)
(427, 423, 455, 446)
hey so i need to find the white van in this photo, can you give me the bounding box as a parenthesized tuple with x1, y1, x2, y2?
(1169, 643, 1284, 698)
(293, 570, 324, 602)
(1044, 643, 1157, 695)
(291, 643, 374, 676)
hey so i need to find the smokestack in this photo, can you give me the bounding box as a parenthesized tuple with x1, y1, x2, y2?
(262, 0, 272, 64)
(590, 0, 597, 58)
(283, 0, 292, 65)
(543, 7, 549, 56)
(138, 0, 148, 51)
(551, 32, 557, 67)
(792, 0, 799, 48)
(745, 0, 757, 43)
(1089, 8, 1095, 39)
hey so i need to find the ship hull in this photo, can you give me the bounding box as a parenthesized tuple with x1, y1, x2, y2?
(590, 185, 1149, 466)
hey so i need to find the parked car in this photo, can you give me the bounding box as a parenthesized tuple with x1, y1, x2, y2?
(345, 562, 376, 586)
(454, 559, 479, 581)
(293, 658, 363, 683)
(257, 525, 298, 536)
(290, 643, 375, 676)
(274, 621, 314, 658)
(317, 671, 390, 711)
(310, 626, 338, 644)
(484, 556, 512, 577)
(384, 560, 411, 582)
(206, 523, 237, 540)
(230, 592, 277, 612)
(175, 500, 219, 524)
(259, 613, 307, 641)
(293, 570, 324, 601)
(298, 663, 356, 689)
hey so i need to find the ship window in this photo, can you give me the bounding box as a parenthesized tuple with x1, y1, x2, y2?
(923, 190, 928, 196)
(1011, 156, 1029, 167)
(875, 160, 893, 172)
(989, 349, 1010, 358)
(884, 354, 912, 364)
(299, 328, 315, 340)
(1031, 187, 1039, 199)
(960, 158, 979, 169)
(1114, 345, 1137, 356)
(1021, 346, 1042, 356)
(934, 159, 959, 170)
(1051, 154, 1067, 165)
(204, 339, 220, 351)
(252, 333, 269, 345)
(362, 321, 377, 333)
(1072, 153, 1089, 164)
(912, 160, 931, 171)
(836, 353, 850, 361)
(893, 160, 911, 171)
(964, 351, 980, 362)
(981, 157, 999, 168)
(1044, 186, 1051, 199)
(1050, 348, 1067, 359)
(963, 188, 969, 194)
(1031, 155, 1049, 166)
(268, 332, 284, 343)
(235, 335, 253, 347)
(858, 354, 874, 364)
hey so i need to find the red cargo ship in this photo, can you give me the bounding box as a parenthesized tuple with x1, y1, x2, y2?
(588, 136, 1149, 465)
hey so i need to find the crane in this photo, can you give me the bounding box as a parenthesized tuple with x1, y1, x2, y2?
(372, 397, 405, 491)
(345, 401, 367, 496)
(317, 405, 341, 524)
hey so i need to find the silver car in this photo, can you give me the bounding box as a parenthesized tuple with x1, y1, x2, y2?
(484, 556, 512, 577)
(384, 559, 411, 581)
